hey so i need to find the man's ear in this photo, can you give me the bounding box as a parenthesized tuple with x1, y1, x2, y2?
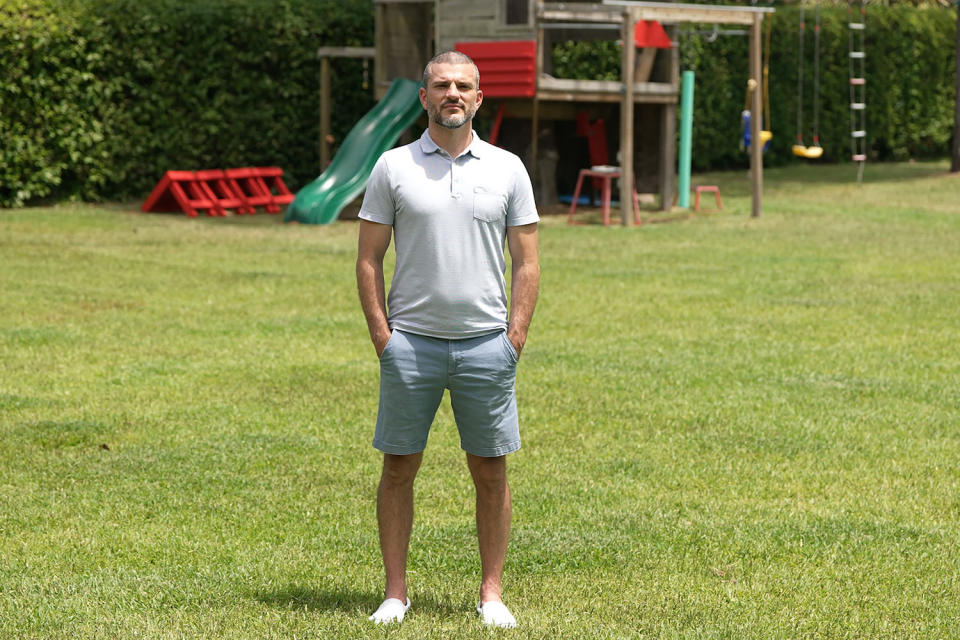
(419, 86, 427, 109)
(475, 89, 483, 109)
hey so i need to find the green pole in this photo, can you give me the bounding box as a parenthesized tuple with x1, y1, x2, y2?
(677, 70, 695, 209)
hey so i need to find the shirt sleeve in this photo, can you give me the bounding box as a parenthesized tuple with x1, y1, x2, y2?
(358, 156, 395, 225)
(506, 156, 539, 227)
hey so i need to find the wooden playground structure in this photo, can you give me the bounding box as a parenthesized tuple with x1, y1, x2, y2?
(358, 1, 775, 224)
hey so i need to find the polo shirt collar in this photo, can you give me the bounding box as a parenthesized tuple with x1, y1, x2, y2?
(419, 129, 484, 159)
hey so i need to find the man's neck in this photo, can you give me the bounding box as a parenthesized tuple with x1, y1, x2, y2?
(428, 122, 474, 158)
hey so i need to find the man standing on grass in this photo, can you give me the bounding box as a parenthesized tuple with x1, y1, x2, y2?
(355, 51, 540, 628)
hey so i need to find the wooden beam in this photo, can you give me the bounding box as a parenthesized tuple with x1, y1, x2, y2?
(750, 13, 763, 218)
(538, 76, 676, 96)
(320, 56, 331, 170)
(540, 2, 770, 26)
(538, 6, 622, 24)
(316, 46, 376, 58)
(620, 9, 636, 226)
(537, 90, 676, 104)
(631, 7, 756, 25)
(536, 77, 678, 104)
(480, 100, 578, 120)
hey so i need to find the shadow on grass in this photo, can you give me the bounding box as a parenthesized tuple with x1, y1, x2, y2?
(253, 584, 454, 615)
(760, 161, 952, 187)
(254, 585, 378, 613)
(688, 160, 955, 199)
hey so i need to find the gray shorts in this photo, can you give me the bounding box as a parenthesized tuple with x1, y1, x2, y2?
(373, 329, 521, 457)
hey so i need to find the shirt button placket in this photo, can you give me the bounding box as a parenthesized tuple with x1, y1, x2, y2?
(450, 158, 461, 199)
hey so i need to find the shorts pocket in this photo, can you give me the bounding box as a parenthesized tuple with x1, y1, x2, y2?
(501, 331, 519, 363)
(379, 329, 397, 360)
(473, 186, 506, 223)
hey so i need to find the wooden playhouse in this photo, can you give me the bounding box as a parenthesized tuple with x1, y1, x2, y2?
(370, 0, 773, 223)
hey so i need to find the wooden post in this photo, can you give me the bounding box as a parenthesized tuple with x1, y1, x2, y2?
(620, 9, 636, 226)
(375, 3, 386, 98)
(660, 34, 678, 211)
(531, 21, 544, 180)
(320, 56, 331, 170)
(434, 0, 441, 59)
(316, 46, 376, 170)
(749, 13, 763, 218)
(660, 103, 676, 211)
(953, 0, 960, 172)
(531, 100, 540, 179)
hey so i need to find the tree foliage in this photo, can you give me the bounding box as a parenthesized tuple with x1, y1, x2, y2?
(0, 0, 373, 207)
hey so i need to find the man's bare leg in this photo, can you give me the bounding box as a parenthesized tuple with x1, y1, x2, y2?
(378, 452, 423, 601)
(466, 453, 511, 604)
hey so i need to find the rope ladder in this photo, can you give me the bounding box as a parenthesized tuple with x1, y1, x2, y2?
(848, 0, 867, 183)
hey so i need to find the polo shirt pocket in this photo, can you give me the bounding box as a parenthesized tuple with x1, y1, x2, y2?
(473, 185, 506, 223)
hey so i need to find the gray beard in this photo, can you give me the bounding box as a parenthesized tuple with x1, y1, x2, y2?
(437, 114, 468, 129)
(430, 103, 478, 129)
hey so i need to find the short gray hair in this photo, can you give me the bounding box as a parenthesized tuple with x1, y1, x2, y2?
(422, 51, 480, 88)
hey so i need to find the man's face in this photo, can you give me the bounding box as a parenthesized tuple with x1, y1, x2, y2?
(420, 62, 482, 130)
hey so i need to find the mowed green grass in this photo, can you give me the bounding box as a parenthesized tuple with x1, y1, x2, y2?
(1, 161, 958, 639)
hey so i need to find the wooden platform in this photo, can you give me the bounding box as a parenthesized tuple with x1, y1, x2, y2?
(537, 76, 677, 104)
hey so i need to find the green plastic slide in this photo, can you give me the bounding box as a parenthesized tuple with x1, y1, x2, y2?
(284, 78, 423, 224)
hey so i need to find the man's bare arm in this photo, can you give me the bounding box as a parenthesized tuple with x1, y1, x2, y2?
(356, 220, 394, 357)
(506, 222, 540, 358)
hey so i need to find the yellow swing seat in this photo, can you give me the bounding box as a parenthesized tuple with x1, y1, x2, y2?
(794, 6, 824, 162)
(760, 130, 773, 144)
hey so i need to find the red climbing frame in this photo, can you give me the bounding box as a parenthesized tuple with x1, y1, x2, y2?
(140, 171, 223, 217)
(142, 167, 294, 217)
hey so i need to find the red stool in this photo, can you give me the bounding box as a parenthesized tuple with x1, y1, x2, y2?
(567, 168, 642, 226)
(693, 185, 722, 211)
(672, 185, 723, 211)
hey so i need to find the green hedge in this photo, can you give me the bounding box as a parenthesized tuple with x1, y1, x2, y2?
(0, 2, 98, 206)
(0, 0, 374, 207)
(554, 5, 956, 170)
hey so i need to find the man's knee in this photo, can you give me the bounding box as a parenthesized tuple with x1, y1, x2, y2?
(467, 454, 508, 491)
(381, 453, 423, 488)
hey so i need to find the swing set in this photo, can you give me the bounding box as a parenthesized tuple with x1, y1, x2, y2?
(740, 4, 825, 160)
(741, 17, 773, 150)
(792, 4, 823, 159)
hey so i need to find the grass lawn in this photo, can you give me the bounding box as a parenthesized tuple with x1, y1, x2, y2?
(1, 160, 958, 638)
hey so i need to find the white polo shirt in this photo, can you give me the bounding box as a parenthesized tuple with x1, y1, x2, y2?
(359, 129, 539, 339)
